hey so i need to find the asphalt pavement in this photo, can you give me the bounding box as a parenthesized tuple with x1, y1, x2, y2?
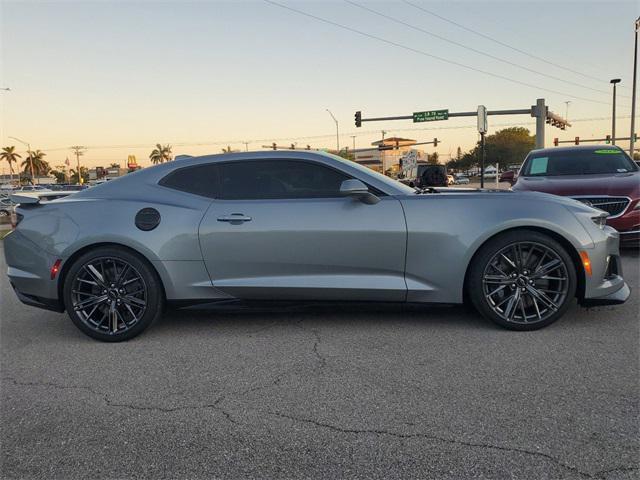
(1, 243, 638, 479)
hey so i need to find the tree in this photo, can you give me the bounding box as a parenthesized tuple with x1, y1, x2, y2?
(109, 163, 120, 168)
(50, 165, 68, 184)
(149, 144, 172, 164)
(426, 152, 439, 164)
(469, 127, 535, 171)
(69, 166, 89, 184)
(221, 146, 239, 154)
(21, 150, 50, 177)
(0, 146, 21, 182)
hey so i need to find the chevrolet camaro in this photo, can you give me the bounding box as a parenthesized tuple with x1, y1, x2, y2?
(4, 151, 630, 341)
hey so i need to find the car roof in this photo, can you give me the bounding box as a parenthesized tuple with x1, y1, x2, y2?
(72, 150, 414, 198)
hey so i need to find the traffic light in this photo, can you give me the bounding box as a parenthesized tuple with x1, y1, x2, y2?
(355, 111, 362, 128)
(553, 138, 559, 147)
(605, 135, 611, 144)
(433, 138, 438, 147)
(574, 137, 580, 145)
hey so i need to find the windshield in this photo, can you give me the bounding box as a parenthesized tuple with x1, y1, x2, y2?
(522, 148, 638, 176)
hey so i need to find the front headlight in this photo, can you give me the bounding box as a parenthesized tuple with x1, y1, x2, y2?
(591, 215, 608, 229)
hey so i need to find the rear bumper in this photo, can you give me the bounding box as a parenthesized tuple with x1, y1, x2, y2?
(4, 230, 64, 312)
(10, 283, 64, 312)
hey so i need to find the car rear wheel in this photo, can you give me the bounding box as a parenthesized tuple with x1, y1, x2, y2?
(468, 230, 577, 330)
(63, 246, 163, 341)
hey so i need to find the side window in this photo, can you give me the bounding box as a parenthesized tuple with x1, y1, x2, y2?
(159, 163, 219, 198)
(219, 160, 351, 200)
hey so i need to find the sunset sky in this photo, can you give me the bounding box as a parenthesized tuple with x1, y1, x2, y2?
(0, 0, 637, 171)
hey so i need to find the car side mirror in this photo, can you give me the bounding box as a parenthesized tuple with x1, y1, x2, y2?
(340, 179, 380, 205)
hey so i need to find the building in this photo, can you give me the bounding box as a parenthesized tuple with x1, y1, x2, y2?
(354, 137, 426, 174)
(88, 166, 129, 182)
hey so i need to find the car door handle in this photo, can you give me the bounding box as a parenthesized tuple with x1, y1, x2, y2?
(217, 214, 252, 224)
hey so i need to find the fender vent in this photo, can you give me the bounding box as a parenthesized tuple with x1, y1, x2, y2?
(135, 208, 160, 231)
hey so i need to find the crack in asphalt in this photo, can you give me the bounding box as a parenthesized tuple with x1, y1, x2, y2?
(2, 377, 237, 424)
(267, 411, 636, 479)
(3, 377, 636, 479)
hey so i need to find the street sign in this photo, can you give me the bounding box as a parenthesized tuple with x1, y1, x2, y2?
(413, 109, 449, 123)
(477, 105, 488, 134)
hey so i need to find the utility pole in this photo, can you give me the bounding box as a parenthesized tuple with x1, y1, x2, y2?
(631, 17, 639, 156)
(381, 130, 387, 174)
(610, 79, 621, 144)
(70, 146, 86, 184)
(534, 98, 546, 149)
(326, 109, 339, 153)
(242, 141, 250, 152)
(564, 101, 571, 123)
(350, 135, 356, 160)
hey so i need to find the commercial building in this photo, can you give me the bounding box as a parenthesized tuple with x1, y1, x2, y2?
(354, 137, 426, 174)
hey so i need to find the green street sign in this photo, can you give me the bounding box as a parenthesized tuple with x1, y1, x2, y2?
(413, 109, 449, 123)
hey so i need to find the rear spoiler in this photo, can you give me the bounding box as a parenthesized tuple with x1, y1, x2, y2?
(10, 191, 77, 205)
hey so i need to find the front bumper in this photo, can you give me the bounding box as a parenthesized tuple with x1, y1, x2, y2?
(579, 225, 631, 306)
(582, 282, 631, 307)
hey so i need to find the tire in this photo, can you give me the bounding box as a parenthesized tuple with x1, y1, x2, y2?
(468, 230, 577, 331)
(63, 246, 163, 341)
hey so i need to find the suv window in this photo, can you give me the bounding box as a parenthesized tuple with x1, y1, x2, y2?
(219, 160, 350, 200)
(159, 163, 219, 198)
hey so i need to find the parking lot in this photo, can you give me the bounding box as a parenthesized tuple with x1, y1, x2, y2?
(1, 244, 638, 479)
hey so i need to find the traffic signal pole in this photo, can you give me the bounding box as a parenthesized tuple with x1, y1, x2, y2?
(355, 99, 568, 151)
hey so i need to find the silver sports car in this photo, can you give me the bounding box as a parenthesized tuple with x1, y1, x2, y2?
(4, 151, 630, 341)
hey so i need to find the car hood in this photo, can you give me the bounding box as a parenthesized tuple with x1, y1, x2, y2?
(513, 172, 639, 197)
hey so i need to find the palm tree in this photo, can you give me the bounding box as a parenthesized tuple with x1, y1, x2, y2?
(21, 150, 50, 177)
(149, 144, 173, 164)
(0, 146, 21, 184)
(109, 163, 120, 168)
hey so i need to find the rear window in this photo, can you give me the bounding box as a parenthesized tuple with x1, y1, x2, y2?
(522, 148, 638, 176)
(159, 163, 219, 198)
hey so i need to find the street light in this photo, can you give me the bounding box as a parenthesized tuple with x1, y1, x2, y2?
(630, 17, 639, 156)
(326, 109, 339, 152)
(8, 136, 34, 183)
(610, 78, 621, 144)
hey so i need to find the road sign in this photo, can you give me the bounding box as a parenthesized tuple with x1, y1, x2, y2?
(477, 105, 488, 134)
(413, 109, 449, 123)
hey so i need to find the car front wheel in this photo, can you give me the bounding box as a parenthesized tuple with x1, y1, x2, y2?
(63, 246, 163, 341)
(468, 230, 577, 330)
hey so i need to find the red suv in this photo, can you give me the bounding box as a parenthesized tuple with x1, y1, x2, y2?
(509, 145, 639, 244)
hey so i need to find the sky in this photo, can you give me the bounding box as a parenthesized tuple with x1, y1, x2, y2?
(0, 0, 638, 171)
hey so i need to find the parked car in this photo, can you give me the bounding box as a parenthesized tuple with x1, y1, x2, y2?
(0, 197, 14, 217)
(454, 174, 470, 185)
(511, 145, 639, 244)
(15, 185, 51, 192)
(398, 163, 448, 188)
(499, 170, 516, 183)
(5, 151, 629, 341)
